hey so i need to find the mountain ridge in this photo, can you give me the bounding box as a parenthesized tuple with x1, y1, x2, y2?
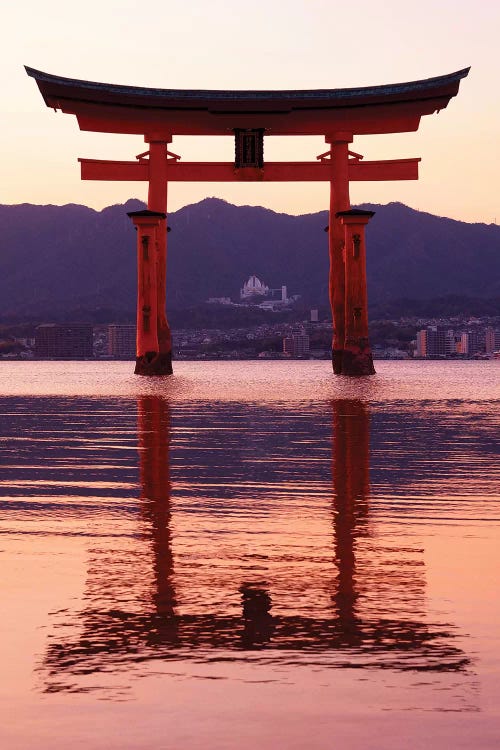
(0, 198, 498, 320)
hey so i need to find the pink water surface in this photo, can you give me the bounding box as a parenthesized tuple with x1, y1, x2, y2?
(0, 361, 499, 749)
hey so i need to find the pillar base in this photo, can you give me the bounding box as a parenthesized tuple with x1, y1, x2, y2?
(341, 340, 375, 377)
(135, 351, 173, 376)
(332, 349, 344, 375)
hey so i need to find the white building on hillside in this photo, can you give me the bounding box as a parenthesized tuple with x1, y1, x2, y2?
(240, 275, 270, 299)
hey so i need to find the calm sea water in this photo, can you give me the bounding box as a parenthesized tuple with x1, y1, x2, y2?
(0, 361, 499, 749)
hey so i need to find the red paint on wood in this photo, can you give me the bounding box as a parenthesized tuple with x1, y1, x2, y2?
(328, 137, 351, 373)
(338, 212, 376, 376)
(147, 142, 172, 362)
(128, 212, 172, 376)
(79, 158, 420, 182)
(132, 220, 159, 357)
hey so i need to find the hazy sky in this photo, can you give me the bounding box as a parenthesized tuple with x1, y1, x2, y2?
(1, 0, 498, 222)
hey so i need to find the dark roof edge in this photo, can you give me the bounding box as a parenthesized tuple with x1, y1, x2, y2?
(25, 66, 470, 102)
(127, 210, 166, 218)
(336, 209, 376, 218)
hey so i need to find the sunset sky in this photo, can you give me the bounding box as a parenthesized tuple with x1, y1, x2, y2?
(1, 0, 498, 223)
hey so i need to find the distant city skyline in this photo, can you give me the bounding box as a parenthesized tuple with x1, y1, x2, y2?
(1, 1, 499, 224)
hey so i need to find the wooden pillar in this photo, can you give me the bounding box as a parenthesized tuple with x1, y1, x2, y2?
(336, 210, 376, 376)
(127, 210, 167, 376)
(146, 137, 173, 375)
(327, 133, 352, 374)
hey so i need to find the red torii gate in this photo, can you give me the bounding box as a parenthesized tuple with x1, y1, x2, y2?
(26, 66, 469, 376)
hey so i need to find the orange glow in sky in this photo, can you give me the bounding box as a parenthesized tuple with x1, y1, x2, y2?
(1, 0, 499, 223)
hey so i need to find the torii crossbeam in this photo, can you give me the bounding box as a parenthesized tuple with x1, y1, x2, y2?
(26, 66, 469, 376)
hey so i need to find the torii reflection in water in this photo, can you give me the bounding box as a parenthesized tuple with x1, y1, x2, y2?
(40, 396, 468, 690)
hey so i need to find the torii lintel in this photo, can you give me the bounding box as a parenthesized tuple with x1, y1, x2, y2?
(78, 158, 421, 182)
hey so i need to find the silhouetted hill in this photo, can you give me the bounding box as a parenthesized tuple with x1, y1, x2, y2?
(359, 202, 500, 303)
(0, 198, 498, 321)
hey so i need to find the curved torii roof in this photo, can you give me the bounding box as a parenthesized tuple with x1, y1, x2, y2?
(25, 66, 469, 137)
